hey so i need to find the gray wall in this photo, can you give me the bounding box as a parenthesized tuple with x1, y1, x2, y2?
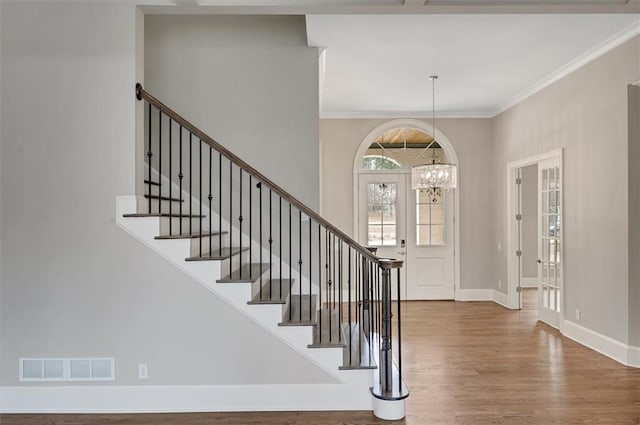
(0, 1, 333, 386)
(320, 118, 495, 290)
(629, 84, 640, 347)
(493, 35, 640, 344)
(144, 15, 320, 211)
(521, 164, 538, 279)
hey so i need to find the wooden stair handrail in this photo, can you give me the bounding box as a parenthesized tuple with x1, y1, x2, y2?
(136, 83, 395, 265)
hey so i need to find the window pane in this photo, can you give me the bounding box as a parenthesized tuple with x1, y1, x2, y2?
(417, 224, 430, 245)
(431, 202, 445, 225)
(368, 225, 382, 246)
(381, 225, 396, 246)
(367, 182, 397, 246)
(416, 204, 429, 225)
(431, 225, 445, 245)
(542, 169, 549, 190)
(417, 189, 432, 203)
(381, 204, 396, 225)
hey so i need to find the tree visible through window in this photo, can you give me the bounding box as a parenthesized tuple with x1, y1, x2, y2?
(362, 155, 400, 170)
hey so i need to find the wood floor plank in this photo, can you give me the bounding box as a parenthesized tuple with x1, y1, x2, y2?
(3, 290, 639, 424)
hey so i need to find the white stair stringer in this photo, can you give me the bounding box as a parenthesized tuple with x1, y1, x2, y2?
(115, 195, 374, 412)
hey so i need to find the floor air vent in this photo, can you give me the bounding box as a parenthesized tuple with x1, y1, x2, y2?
(20, 358, 114, 382)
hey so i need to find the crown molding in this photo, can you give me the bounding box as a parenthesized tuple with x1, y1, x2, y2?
(320, 110, 495, 119)
(495, 19, 640, 116)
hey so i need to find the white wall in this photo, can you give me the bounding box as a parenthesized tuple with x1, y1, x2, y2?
(521, 164, 537, 279)
(493, 35, 640, 344)
(320, 118, 495, 290)
(0, 1, 333, 387)
(144, 15, 320, 211)
(629, 84, 640, 347)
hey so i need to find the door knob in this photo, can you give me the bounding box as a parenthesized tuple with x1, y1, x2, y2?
(537, 259, 542, 264)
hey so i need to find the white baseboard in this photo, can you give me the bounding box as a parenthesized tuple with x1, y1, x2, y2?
(492, 290, 510, 308)
(0, 383, 373, 413)
(455, 289, 493, 301)
(519, 278, 538, 288)
(562, 320, 640, 368)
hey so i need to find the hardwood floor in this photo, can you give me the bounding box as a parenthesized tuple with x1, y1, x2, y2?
(3, 289, 639, 425)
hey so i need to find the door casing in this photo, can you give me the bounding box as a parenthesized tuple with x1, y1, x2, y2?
(506, 149, 564, 332)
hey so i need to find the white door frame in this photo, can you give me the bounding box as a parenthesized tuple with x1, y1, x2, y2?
(506, 149, 564, 329)
(352, 119, 460, 299)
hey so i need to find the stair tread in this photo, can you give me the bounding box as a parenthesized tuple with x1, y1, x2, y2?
(144, 194, 184, 202)
(155, 231, 227, 240)
(123, 213, 205, 218)
(144, 180, 161, 186)
(340, 322, 377, 370)
(186, 247, 249, 261)
(248, 279, 293, 304)
(279, 294, 317, 326)
(309, 308, 347, 348)
(217, 263, 269, 283)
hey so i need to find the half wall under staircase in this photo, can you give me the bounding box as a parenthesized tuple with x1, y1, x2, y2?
(117, 84, 409, 419)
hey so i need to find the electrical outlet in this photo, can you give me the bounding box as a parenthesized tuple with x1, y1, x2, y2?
(498, 280, 502, 288)
(138, 363, 148, 379)
(575, 309, 581, 321)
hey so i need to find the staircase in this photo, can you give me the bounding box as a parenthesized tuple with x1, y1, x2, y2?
(117, 84, 409, 419)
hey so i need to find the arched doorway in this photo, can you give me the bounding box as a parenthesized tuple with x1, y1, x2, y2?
(353, 119, 460, 300)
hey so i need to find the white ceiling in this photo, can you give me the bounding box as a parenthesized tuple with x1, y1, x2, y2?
(307, 14, 640, 117)
(141, 1, 640, 118)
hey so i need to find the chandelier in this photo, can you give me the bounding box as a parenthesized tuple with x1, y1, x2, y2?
(411, 75, 458, 199)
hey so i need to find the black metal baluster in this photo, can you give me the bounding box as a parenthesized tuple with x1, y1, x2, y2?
(158, 109, 162, 214)
(318, 223, 322, 339)
(249, 175, 252, 280)
(348, 246, 352, 366)
(178, 125, 183, 234)
(338, 241, 342, 343)
(269, 190, 273, 296)
(258, 182, 263, 298)
(356, 252, 360, 364)
(328, 231, 332, 344)
(397, 267, 403, 395)
(199, 138, 202, 257)
(308, 217, 312, 324)
(239, 168, 243, 276)
(208, 147, 213, 254)
(189, 133, 192, 235)
(298, 210, 303, 322)
(279, 197, 282, 300)
(147, 104, 152, 214)
(219, 153, 222, 252)
(289, 203, 292, 322)
(168, 118, 172, 235)
(229, 159, 233, 277)
(378, 265, 384, 370)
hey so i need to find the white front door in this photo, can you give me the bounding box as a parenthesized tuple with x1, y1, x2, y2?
(537, 157, 562, 328)
(357, 172, 455, 300)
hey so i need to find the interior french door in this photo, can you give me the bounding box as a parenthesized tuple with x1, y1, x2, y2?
(537, 157, 562, 328)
